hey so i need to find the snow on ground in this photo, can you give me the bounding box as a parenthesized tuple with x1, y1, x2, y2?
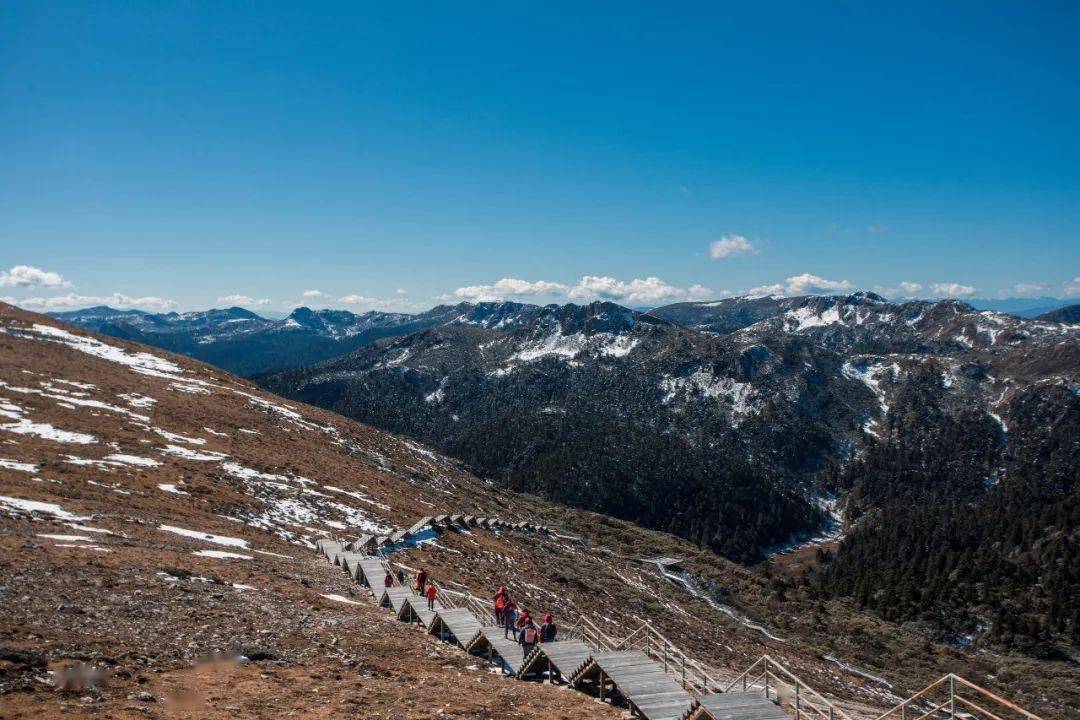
(765, 493, 844, 558)
(321, 593, 363, 606)
(597, 334, 639, 358)
(0, 495, 88, 521)
(219, 462, 392, 542)
(170, 382, 213, 395)
(103, 453, 161, 467)
(841, 359, 900, 435)
(55, 543, 110, 552)
(193, 549, 253, 560)
(7, 323, 186, 378)
(158, 483, 189, 495)
(160, 444, 229, 461)
(659, 369, 755, 418)
(158, 524, 249, 548)
(424, 376, 449, 404)
(65, 523, 116, 535)
(0, 395, 97, 444)
(647, 559, 788, 642)
(203, 427, 228, 437)
(0, 458, 39, 473)
(37, 533, 94, 542)
(118, 393, 156, 408)
(508, 326, 588, 363)
(142, 426, 206, 445)
(785, 305, 842, 332)
(324, 485, 392, 511)
(0, 380, 151, 421)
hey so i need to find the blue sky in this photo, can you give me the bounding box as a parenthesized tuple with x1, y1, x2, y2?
(2, 1, 1078, 313)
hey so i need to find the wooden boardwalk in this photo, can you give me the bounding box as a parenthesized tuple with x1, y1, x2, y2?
(465, 627, 528, 675)
(688, 692, 791, 720)
(315, 538, 1041, 720)
(570, 650, 695, 720)
(378, 586, 415, 615)
(518, 639, 594, 682)
(428, 608, 486, 648)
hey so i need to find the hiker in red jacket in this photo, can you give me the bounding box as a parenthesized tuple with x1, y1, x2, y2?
(515, 608, 533, 632)
(539, 614, 557, 643)
(425, 581, 438, 611)
(383, 571, 394, 589)
(494, 587, 508, 624)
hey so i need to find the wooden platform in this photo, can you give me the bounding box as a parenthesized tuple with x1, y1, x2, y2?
(465, 627, 528, 675)
(378, 586, 415, 615)
(353, 557, 389, 589)
(428, 608, 485, 648)
(518, 640, 594, 682)
(687, 692, 790, 720)
(570, 650, 695, 720)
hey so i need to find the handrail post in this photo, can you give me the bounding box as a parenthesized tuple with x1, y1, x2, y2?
(764, 657, 770, 700)
(796, 680, 801, 720)
(949, 675, 956, 719)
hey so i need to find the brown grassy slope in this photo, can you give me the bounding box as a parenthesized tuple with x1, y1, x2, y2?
(0, 302, 1075, 719)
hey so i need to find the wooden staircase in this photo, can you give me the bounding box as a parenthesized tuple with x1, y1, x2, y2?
(315, 537, 1046, 720)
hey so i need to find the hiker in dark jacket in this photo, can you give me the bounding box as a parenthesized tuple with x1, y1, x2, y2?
(539, 614, 557, 643)
(414, 568, 427, 595)
(395, 569, 405, 585)
(502, 600, 518, 639)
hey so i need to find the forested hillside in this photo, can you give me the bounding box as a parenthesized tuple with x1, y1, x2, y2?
(817, 377, 1080, 658)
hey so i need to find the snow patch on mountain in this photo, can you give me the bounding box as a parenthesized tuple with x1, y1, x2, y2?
(841, 359, 900, 435)
(0, 395, 97, 444)
(785, 305, 842, 332)
(659, 369, 755, 419)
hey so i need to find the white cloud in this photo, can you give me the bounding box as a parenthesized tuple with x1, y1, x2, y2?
(1063, 276, 1080, 297)
(217, 294, 270, 307)
(708, 235, 758, 259)
(1007, 283, 1046, 298)
(337, 294, 425, 311)
(395, 288, 408, 295)
(784, 273, 855, 295)
(866, 225, 890, 234)
(0, 265, 69, 289)
(687, 284, 720, 300)
(448, 278, 569, 302)
(745, 283, 786, 298)
(6, 293, 179, 312)
(568, 276, 714, 305)
(930, 282, 976, 298)
(872, 281, 922, 298)
(744, 273, 856, 298)
(302, 289, 325, 298)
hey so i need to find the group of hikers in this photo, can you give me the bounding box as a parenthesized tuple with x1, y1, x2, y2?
(494, 585, 557, 655)
(382, 567, 559, 654)
(383, 566, 440, 610)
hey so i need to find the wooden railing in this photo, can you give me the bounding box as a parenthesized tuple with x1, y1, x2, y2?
(441, 588, 496, 623)
(872, 674, 1044, 720)
(564, 615, 620, 652)
(724, 655, 850, 720)
(616, 621, 726, 696)
(562, 616, 724, 696)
